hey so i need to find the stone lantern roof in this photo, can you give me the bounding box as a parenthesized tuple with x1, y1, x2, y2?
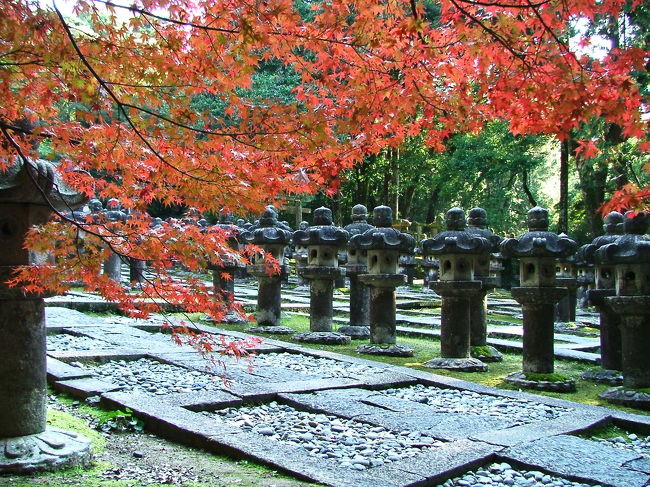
(210, 210, 243, 247)
(243, 206, 292, 246)
(349, 206, 414, 252)
(500, 207, 577, 259)
(293, 207, 348, 247)
(582, 211, 625, 264)
(0, 158, 86, 209)
(421, 207, 491, 256)
(344, 204, 374, 237)
(595, 212, 650, 265)
(466, 207, 503, 252)
(103, 198, 128, 223)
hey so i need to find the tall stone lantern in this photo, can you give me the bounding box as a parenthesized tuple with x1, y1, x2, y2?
(555, 241, 578, 323)
(292, 207, 350, 344)
(581, 211, 625, 385)
(421, 207, 491, 372)
(500, 207, 577, 392)
(339, 204, 374, 339)
(207, 211, 247, 324)
(294, 220, 310, 287)
(574, 244, 594, 309)
(0, 159, 92, 472)
(101, 198, 128, 282)
(244, 206, 293, 333)
(596, 211, 650, 409)
(465, 207, 504, 362)
(350, 206, 415, 357)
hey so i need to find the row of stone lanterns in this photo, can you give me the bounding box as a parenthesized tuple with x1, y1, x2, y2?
(207, 202, 650, 402)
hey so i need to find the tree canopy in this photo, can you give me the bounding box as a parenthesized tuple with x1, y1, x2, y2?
(1, 0, 648, 316)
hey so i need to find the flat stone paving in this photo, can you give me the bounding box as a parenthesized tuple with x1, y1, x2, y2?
(44, 303, 650, 487)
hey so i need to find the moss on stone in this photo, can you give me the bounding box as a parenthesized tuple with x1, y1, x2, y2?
(523, 372, 571, 383)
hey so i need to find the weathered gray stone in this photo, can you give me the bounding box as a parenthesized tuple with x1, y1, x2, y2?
(0, 158, 92, 473)
(503, 434, 650, 487)
(350, 206, 414, 356)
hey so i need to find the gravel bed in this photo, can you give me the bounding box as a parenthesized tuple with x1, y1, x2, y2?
(437, 462, 602, 487)
(250, 352, 390, 379)
(73, 358, 228, 395)
(380, 384, 571, 425)
(207, 401, 443, 470)
(591, 433, 650, 457)
(47, 333, 113, 351)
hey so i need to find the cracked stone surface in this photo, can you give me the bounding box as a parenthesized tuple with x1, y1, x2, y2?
(0, 427, 92, 474)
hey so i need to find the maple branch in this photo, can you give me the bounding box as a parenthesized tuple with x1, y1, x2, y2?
(53, 3, 225, 186)
(449, 0, 532, 69)
(119, 102, 297, 138)
(456, 0, 550, 7)
(93, 0, 239, 34)
(524, 0, 582, 71)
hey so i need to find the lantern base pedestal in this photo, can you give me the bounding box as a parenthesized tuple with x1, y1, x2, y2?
(0, 427, 92, 474)
(292, 331, 351, 345)
(337, 325, 370, 339)
(356, 344, 413, 357)
(600, 386, 650, 410)
(581, 368, 623, 386)
(246, 325, 294, 335)
(470, 345, 503, 363)
(204, 310, 248, 324)
(504, 371, 576, 393)
(424, 357, 488, 372)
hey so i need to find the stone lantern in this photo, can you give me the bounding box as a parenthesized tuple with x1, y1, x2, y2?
(339, 204, 374, 339)
(0, 158, 92, 472)
(500, 207, 577, 391)
(596, 211, 650, 408)
(574, 244, 594, 309)
(555, 238, 578, 323)
(244, 206, 293, 333)
(421, 207, 491, 372)
(349, 206, 415, 356)
(292, 207, 350, 344)
(294, 220, 310, 287)
(207, 211, 247, 324)
(581, 211, 625, 385)
(421, 251, 439, 287)
(398, 250, 417, 286)
(102, 198, 128, 282)
(465, 207, 504, 362)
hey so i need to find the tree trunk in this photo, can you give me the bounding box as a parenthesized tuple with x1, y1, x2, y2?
(401, 184, 417, 221)
(521, 170, 538, 207)
(558, 139, 569, 234)
(426, 184, 442, 223)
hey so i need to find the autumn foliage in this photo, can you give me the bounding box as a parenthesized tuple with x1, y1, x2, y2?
(0, 0, 648, 317)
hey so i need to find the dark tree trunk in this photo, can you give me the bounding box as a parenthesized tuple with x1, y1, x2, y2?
(558, 139, 570, 234)
(426, 184, 442, 223)
(521, 170, 538, 207)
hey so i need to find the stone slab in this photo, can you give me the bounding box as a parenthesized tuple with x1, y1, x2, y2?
(470, 410, 608, 447)
(384, 438, 500, 484)
(100, 392, 244, 450)
(229, 378, 363, 401)
(502, 434, 650, 487)
(47, 350, 146, 362)
(281, 388, 533, 442)
(46, 357, 93, 382)
(204, 429, 426, 487)
(54, 377, 123, 398)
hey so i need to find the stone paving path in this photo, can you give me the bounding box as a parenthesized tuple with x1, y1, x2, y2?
(45, 301, 650, 487)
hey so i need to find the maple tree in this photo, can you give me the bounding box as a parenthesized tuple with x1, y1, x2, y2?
(0, 0, 648, 320)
